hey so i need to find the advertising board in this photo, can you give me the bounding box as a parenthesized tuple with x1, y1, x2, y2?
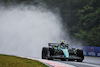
(82, 46, 100, 57)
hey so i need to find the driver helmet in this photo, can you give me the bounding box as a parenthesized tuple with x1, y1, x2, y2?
(60, 40, 64, 45)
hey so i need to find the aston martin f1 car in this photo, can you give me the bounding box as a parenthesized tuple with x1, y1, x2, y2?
(42, 42, 84, 62)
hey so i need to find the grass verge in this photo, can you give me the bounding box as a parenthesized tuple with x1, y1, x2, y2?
(0, 54, 48, 67)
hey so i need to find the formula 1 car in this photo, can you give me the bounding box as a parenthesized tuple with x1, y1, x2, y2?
(42, 42, 84, 62)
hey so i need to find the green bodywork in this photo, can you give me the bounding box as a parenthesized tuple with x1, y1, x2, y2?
(56, 46, 69, 58)
(61, 49, 69, 58)
(49, 43, 69, 58)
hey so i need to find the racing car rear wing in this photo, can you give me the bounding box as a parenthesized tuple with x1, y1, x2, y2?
(48, 43, 69, 47)
(48, 43, 59, 46)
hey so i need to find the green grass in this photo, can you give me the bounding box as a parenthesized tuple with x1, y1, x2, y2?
(0, 54, 48, 67)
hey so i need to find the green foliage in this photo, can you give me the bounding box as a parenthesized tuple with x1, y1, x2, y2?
(75, 0, 100, 46)
(75, 24, 100, 46)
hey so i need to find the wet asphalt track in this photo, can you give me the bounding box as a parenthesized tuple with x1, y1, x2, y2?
(26, 56, 100, 67)
(53, 56, 100, 67)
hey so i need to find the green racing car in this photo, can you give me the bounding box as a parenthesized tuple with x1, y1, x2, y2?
(42, 41, 84, 62)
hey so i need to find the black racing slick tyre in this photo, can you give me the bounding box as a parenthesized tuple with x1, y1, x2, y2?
(61, 58, 66, 61)
(42, 47, 48, 59)
(76, 49, 84, 62)
(47, 57, 53, 60)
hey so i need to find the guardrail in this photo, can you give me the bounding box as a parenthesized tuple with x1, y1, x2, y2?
(82, 46, 100, 57)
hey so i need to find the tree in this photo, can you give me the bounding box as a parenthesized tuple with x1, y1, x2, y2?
(75, 0, 100, 46)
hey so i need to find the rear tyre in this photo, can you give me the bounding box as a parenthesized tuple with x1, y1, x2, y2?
(76, 49, 84, 62)
(42, 47, 48, 59)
